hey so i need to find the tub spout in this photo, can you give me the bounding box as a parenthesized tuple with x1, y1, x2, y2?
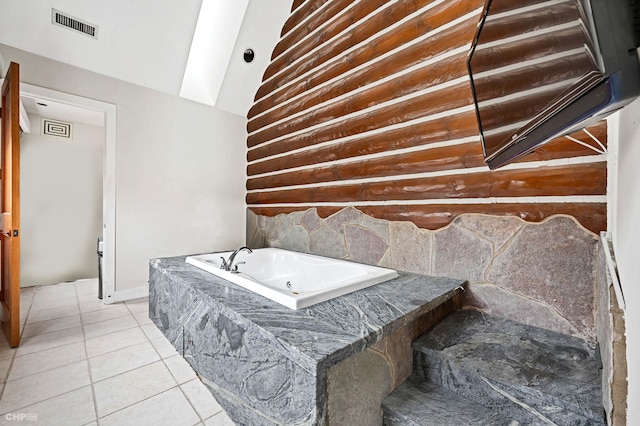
(220, 246, 252, 272)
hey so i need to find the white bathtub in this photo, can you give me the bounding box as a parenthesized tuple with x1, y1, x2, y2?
(185, 248, 399, 310)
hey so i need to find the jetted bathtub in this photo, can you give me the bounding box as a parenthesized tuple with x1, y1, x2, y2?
(185, 248, 399, 309)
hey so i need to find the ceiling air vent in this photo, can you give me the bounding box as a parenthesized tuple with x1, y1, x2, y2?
(51, 9, 98, 39)
(42, 118, 73, 139)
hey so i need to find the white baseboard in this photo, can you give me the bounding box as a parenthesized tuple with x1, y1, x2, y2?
(104, 285, 149, 304)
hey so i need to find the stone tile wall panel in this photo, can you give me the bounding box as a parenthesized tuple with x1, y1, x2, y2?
(433, 224, 493, 282)
(247, 209, 599, 341)
(487, 216, 597, 337)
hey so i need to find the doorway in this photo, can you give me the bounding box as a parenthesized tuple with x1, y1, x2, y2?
(18, 84, 116, 300)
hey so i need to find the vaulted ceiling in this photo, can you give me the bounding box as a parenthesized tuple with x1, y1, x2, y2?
(0, 0, 292, 116)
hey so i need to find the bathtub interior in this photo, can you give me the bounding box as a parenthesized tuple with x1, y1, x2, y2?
(185, 248, 399, 309)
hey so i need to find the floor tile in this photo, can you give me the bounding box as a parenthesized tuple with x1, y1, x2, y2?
(125, 298, 149, 314)
(99, 387, 199, 426)
(33, 285, 76, 300)
(141, 323, 164, 340)
(0, 386, 96, 425)
(164, 355, 197, 385)
(0, 360, 90, 415)
(29, 294, 78, 312)
(19, 287, 36, 296)
(16, 326, 84, 357)
(181, 379, 223, 420)
(133, 310, 153, 326)
(204, 411, 235, 426)
(89, 341, 160, 382)
(19, 292, 35, 308)
(0, 358, 11, 383)
(9, 342, 86, 381)
(74, 279, 98, 296)
(21, 314, 81, 338)
(3, 280, 236, 425)
(78, 298, 120, 314)
(19, 312, 29, 326)
(150, 336, 179, 359)
(81, 305, 130, 325)
(85, 327, 147, 358)
(93, 361, 176, 417)
(26, 304, 79, 324)
(83, 314, 138, 340)
(0, 338, 16, 362)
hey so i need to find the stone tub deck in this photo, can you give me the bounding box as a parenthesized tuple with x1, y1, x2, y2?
(149, 254, 466, 425)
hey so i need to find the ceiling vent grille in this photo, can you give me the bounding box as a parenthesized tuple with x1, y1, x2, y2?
(42, 118, 73, 139)
(51, 9, 98, 39)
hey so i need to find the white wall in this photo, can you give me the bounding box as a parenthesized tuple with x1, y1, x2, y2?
(216, 0, 293, 116)
(0, 44, 247, 299)
(20, 114, 103, 286)
(611, 97, 640, 423)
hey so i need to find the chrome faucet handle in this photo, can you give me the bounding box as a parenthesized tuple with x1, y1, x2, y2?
(220, 257, 230, 271)
(231, 262, 245, 274)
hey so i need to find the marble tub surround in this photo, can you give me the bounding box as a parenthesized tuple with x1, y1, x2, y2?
(149, 255, 466, 425)
(247, 208, 599, 341)
(383, 377, 519, 425)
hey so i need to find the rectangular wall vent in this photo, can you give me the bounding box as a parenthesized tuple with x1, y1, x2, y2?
(51, 9, 98, 39)
(42, 118, 73, 139)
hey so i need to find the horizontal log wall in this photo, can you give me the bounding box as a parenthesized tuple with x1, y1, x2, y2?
(246, 0, 607, 233)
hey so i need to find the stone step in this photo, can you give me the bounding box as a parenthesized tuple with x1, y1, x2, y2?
(382, 375, 520, 425)
(413, 310, 605, 425)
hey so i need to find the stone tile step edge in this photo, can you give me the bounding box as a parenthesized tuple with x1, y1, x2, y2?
(410, 310, 605, 425)
(382, 375, 520, 426)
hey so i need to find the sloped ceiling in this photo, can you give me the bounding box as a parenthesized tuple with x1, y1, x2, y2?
(0, 0, 292, 116)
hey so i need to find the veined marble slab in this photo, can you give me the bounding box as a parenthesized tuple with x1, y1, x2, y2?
(149, 255, 465, 425)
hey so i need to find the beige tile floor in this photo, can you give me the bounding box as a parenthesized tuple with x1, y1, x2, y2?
(0, 279, 235, 426)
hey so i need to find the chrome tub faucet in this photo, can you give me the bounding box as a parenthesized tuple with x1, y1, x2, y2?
(220, 246, 252, 273)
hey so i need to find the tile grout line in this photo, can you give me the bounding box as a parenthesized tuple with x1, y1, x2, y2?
(76, 282, 101, 426)
(3, 283, 219, 424)
(0, 285, 85, 417)
(89, 298, 183, 423)
(134, 300, 196, 419)
(133, 299, 208, 424)
(0, 288, 34, 404)
(89, 298, 154, 424)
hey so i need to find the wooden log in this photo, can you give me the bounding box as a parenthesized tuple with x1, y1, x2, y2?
(248, 80, 474, 149)
(248, 128, 607, 190)
(248, 110, 480, 169)
(280, 0, 328, 40)
(250, 25, 473, 122)
(251, 54, 468, 138)
(248, 142, 486, 190)
(251, 58, 471, 142)
(246, 163, 606, 204)
(477, 2, 579, 46)
(255, 0, 481, 101)
(248, 202, 607, 234)
(469, 26, 587, 75)
(472, 53, 594, 103)
(291, 0, 307, 13)
(267, 0, 391, 78)
(248, 120, 605, 179)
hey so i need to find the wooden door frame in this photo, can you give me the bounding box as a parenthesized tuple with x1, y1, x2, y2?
(18, 84, 117, 302)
